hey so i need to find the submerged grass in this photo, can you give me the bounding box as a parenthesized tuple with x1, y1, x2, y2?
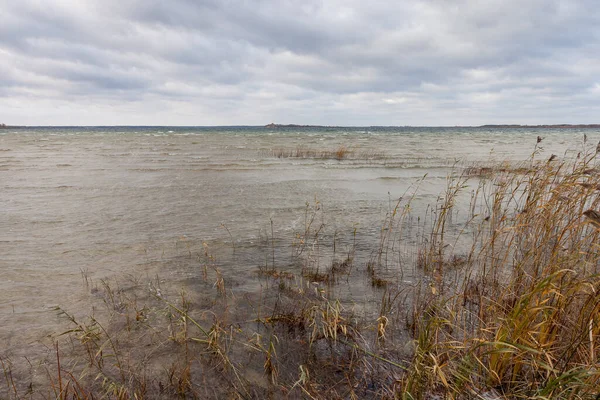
(4, 137, 600, 398)
(269, 145, 385, 160)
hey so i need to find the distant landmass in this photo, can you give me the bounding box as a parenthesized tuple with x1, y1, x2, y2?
(0, 123, 22, 129)
(0, 124, 25, 129)
(264, 123, 342, 128)
(265, 123, 600, 129)
(478, 124, 600, 129)
(2, 123, 600, 130)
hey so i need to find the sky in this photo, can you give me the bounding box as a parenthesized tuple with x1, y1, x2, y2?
(1, 0, 599, 126)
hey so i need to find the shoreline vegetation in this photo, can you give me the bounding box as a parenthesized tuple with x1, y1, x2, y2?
(3, 138, 600, 399)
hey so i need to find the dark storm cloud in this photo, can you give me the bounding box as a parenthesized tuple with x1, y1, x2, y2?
(1, 0, 599, 125)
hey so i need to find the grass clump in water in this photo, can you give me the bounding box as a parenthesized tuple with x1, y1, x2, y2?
(269, 145, 384, 160)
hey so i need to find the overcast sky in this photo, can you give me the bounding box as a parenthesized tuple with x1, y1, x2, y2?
(1, 0, 599, 126)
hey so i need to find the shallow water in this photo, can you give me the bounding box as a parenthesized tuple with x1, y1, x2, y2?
(0, 126, 595, 361)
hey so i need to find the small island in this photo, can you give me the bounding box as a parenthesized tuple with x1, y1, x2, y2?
(0, 123, 22, 129)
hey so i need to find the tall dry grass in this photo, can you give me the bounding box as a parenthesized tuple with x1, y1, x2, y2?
(399, 144, 600, 399)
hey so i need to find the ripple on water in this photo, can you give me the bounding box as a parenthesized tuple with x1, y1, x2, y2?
(0, 125, 596, 371)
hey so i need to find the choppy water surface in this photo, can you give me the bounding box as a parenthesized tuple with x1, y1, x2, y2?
(0, 126, 595, 360)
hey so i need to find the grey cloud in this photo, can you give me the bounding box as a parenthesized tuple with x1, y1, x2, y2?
(1, 0, 600, 125)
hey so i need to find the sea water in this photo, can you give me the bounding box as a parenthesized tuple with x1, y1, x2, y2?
(0, 125, 595, 363)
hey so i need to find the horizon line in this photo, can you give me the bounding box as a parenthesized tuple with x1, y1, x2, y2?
(3, 123, 600, 129)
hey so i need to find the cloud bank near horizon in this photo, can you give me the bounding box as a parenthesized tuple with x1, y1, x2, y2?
(1, 0, 599, 126)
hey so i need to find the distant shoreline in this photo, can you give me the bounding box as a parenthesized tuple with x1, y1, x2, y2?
(264, 123, 343, 129)
(265, 123, 600, 129)
(477, 124, 600, 129)
(3, 123, 600, 129)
